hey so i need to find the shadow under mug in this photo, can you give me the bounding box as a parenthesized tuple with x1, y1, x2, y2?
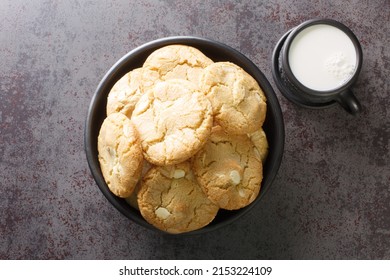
(273, 19, 363, 115)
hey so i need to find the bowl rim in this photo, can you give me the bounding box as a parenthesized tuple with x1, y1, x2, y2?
(84, 35, 285, 235)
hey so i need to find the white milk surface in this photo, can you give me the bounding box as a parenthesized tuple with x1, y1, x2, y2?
(288, 24, 357, 91)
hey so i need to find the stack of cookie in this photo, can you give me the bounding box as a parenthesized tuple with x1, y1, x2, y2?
(97, 45, 268, 234)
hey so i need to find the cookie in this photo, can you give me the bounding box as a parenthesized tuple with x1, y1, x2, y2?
(192, 126, 263, 210)
(131, 79, 213, 166)
(249, 128, 269, 164)
(106, 68, 155, 118)
(143, 44, 213, 85)
(137, 161, 219, 234)
(200, 61, 267, 134)
(97, 112, 143, 198)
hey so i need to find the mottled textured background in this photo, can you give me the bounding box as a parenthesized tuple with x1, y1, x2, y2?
(0, 0, 389, 259)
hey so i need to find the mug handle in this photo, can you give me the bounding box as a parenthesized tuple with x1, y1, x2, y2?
(337, 90, 362, 115)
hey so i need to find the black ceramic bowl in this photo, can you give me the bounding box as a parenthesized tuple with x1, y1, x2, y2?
(85, 36, 285, 235)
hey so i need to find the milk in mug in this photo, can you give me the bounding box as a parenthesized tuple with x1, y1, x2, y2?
(288, 24, 357, 91)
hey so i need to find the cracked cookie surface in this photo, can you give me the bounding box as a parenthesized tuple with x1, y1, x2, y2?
(143, 44, 213, 85)
(193, 126, 263, 210)
(97, 113, 143, 198)
(137, 161, 219, 234)
(200, 62, 267, 134)
(131, 79, 213, 166)
(106, 67, 155, 118)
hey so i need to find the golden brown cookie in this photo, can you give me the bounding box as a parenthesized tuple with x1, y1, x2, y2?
(200, 62, 267, 134)
(143, 44, 213, 85)
(106, 68, 155, 118)
(97, 113, 143, 198)
(249, 127, 269, 164)
(137, 161, 219, 234)
(131, 79, 213, 166)
(192, 126, 263, 210)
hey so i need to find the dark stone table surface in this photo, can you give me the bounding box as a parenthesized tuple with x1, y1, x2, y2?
(1, 0, 389, 259)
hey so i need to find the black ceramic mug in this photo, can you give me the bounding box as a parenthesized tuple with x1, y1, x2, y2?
(273, 19, 363, 114)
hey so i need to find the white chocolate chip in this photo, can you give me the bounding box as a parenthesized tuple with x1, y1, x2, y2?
(238, 189, 246, 197)
(123, 124, 131, 137)
(229, 170, 241, 185)
(107, 147, 116, 158)
(107, 147, 118, 168)
(173, 169, 185, 179)
(133, 98, 149, 114)
(155, 207, 171, 219)
(113, 163, 122, 175)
